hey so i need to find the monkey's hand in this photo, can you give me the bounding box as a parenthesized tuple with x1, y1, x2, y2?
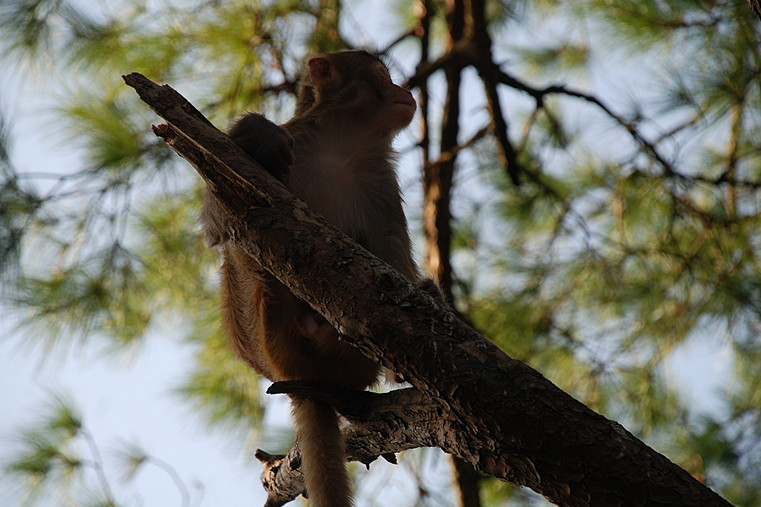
(267, 380, 378, 416)
(228, 113, 294, 182)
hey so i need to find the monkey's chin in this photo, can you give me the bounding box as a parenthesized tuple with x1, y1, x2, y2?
(392, 102, 416, 124)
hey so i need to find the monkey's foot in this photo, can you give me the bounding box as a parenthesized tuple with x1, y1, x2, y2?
(267, 380, 381, 416)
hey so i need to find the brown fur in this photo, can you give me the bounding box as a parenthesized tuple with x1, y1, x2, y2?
(202, 51, 418, 505)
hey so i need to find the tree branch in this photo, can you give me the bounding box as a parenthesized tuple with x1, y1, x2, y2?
(123, 72, 730, 507)
(748, 0, 761, 20)
(469, 0, 521, 186)
(255, 386, 444, 506)
(492, 68, 679, 176)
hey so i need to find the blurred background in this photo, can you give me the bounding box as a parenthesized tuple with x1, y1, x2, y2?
(1, 0, 760, 505)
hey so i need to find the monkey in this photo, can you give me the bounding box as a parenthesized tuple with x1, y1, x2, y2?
(201, 50, 420, 507)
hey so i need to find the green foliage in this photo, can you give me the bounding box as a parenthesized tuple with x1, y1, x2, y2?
(0, 0, 97, 63)
(2, 0, 761, 504)
(4, 395, 113, 505)
(178, 322, 266, 429)
(0, 124, 43, 284)
(514, 43, 590, 75)
(454, 1, 761, 502)
(12, 245, 152, 351)
(62, 96, 149, 174)
(4, 394, 197, 506)
(113, 442, 148, 483)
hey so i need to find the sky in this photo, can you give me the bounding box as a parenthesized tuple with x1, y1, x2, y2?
(0, 1, 737, 506)
(0, 321, 264, 505)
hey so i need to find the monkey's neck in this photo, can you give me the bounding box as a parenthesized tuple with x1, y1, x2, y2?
(293, 112, 396, 153)
(291, 119, 396, 176)
(288, 133, 401, 241)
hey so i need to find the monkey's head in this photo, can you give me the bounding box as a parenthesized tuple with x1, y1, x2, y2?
(298, 50, 417, 138)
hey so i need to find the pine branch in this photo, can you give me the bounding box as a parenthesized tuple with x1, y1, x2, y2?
(123, 72, 730, 507)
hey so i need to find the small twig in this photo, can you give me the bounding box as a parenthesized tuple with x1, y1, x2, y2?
(145, 455, 192, 507)
(494, 69, 678, 176)
(80, 428, 117, 505)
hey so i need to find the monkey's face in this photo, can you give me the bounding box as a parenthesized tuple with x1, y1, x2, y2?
(371, 61, 417, 135)
(306, 51, 417, 137)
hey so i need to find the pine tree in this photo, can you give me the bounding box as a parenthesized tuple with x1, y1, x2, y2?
(1, 0, 758, 505)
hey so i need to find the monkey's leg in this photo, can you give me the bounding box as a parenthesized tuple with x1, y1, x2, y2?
(291, 396, 352, 507)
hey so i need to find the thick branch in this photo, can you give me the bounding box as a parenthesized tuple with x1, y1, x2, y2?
(124, 73, 729, 507)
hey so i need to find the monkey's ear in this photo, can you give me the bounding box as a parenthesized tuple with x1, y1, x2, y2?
(307, 56, 338, 86)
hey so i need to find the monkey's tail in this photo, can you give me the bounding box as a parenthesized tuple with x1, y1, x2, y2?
(291, 396, 352, 507)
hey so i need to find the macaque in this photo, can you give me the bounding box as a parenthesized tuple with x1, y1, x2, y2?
(201, 50, 419, 507)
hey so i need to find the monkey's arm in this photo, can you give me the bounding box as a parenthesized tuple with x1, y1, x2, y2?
(228, 113, 293, 182)
(200, 113, 293, 246)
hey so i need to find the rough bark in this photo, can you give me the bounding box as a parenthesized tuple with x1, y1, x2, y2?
(748, 0, 761, 20)
(123, 72, 730, 507)
(256, 385, 445, 507)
